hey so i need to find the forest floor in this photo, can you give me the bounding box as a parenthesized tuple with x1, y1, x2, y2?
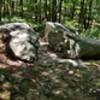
(0, 60, 100, 100)
(0, 41, 100, 100)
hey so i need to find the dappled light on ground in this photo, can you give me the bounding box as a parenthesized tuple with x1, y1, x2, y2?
(0, 61, 100, 100)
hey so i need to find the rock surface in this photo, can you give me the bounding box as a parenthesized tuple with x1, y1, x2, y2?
(44, 22, 79, 58)
(0, 22, 83, 69)
(0, 23, 39, 68)
(37, 40, 84, 68)
(44, 22, 100, 59)
(1, 22, 100, 69)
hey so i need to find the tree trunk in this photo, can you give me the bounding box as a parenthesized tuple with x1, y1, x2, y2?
(58, 0, 63, 22)
(3, 0, 6, 18)
(44, 0, 48, 20)
(79, 0, 85, 29)
(34, 0, 38, 21)
(70, 0, 76, 19)
(48, 0, 52, 21)
(51, 0, 57, 22)
(87, 0, 93, 28)
(19, 0, 24, 18)
(11, 0, 14, 17)
(0, 0, 2, 21)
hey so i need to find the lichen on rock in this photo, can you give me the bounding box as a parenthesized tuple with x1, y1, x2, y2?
(0, 23, 39, 68)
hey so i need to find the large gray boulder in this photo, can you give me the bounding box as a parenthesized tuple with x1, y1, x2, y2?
(0, 23, 39, 62)
(44, 22, 79, 58)
(37, 43, 84, 67)
(44, 22, 100, 59)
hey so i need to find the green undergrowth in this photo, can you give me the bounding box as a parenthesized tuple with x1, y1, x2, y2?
(81, 27, 100, 39)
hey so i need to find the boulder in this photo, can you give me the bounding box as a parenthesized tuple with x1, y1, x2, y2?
(44, 22, 100, 59)
(0, 23, 39, 67)
(37, 43, 84, 67)
(44, 22, 79, 58)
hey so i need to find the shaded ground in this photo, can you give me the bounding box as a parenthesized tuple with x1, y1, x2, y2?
(0, 40, 100, 100)
(0, 60, 100, 100)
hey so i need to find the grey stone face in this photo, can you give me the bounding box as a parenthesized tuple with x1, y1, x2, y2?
(44, 22, 100, 59)
(0, 23, 39, 62)
(44, 22, 79, 58)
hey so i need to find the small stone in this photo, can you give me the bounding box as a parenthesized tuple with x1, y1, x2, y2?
(68, 70, 74, 75)
(41, 72, 49, 76)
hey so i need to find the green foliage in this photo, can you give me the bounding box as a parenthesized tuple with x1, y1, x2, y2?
(81, 27, 100, 38)
(0, 0, 100, 31)
(64, 19, 79, 31)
